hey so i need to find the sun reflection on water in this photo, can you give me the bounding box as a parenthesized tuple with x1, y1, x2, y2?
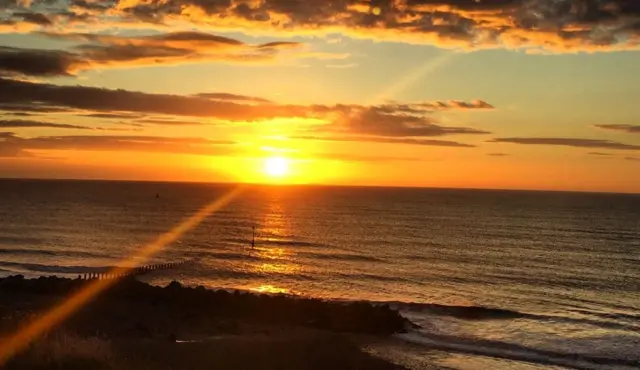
(249, 191, 302, 273)
(256, 262, 299, 274)
(256, 246, 288, 259)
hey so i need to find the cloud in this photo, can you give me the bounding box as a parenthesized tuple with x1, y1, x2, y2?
(293, 135, 475, 147)
(196, 92, 272, 104)
(0, 47, 84, 77)
(11, 0, 638, 53)
(380, 100, 495, 112)
(0, 103, 73, 113)
(0, 32, 308, 76)
(136, 118, 208, 126)
(11, 12, 52, 26)
(594, 124, 640, 133)
(328, 106, 490, 137)
(490, 137, 640, 150)
(588, 152, 613, 156)
(0, 132, 238, 157)
(0, 78, 491, 139)
(83, 113, 145, 119)
(5, 112, 33, 117)
(311, 152, 421, 163)
(487, 153, 509, 157)
(0, 77, 305, 120)
(0, 16, 43, 33)
(437, 100, 495, 110)
(625, 157, 640, 161)
(0, 119, 92, 130)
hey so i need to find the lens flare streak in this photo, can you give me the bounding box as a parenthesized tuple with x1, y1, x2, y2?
(0, 185, 244, 366)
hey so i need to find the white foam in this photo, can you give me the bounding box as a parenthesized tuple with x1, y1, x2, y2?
(396, 331, 638, 370)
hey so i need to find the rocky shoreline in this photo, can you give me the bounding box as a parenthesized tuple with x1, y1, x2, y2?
(0, 275, 417, 369)
(0, 275, 412, 337)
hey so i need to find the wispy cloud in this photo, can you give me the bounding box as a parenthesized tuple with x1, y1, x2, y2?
(487, 153, 509, 157)
(0, 132, 238, 157)
(0, 103, 73, 114)
(594, 124, 640, 133)
(293, 135, 475, 148)
(136, 119, 208, 126)
(311, 152, 421, 163)
(83, 113, 145, 119)
(490, 138, 640, 150)
(0, 119, 93, 130)
(195, 92, 272, 104)
(588, 152, 613, 156)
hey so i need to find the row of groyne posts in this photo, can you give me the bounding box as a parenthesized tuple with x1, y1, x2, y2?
(77, 260, 193, 281)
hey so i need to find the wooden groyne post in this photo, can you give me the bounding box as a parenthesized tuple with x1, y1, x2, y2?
(79, 260, 193, 281)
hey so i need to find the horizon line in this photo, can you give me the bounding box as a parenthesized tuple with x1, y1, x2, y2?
(1, 176, 638, 196)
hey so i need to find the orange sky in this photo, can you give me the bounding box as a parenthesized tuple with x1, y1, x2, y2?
(1, 1, 639, 192)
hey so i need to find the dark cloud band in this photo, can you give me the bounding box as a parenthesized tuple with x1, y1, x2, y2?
(3, 0, 639, 52)
(0, 78, 491, 139)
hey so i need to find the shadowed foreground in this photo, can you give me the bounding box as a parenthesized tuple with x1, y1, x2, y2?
(0, 275, 412, 369)
(3, 331, 409, 370)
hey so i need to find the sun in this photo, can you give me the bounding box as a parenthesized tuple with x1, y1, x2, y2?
(264, 156, 289, 177)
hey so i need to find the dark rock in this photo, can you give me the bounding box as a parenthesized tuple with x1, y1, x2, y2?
(0, 276, 410, 337)
(166, 281, 182, 290)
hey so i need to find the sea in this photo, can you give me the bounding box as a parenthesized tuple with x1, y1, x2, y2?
(0, 179, 638, 370)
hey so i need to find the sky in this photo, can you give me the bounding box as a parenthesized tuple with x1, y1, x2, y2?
(0, 0, 639, 192)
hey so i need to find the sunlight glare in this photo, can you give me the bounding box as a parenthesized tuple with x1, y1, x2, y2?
(264, 156, 289, 177)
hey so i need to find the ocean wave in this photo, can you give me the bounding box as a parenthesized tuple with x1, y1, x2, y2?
(562, 295, 640, 313)
(397, 331, 640, 369)
(0, 236, 45, 245)
(261, 239, 327, 248)
(0, 248, 57, 256)
(388, 300, 640, 333)
(567, 308, 640, 322)
(195, 267, 318, 281)
(219, 237, 252, 245)
(218, 237, 329, 249)
(0, 261, 114, 274)
(186, 250, 384, 264)
(384, 300, 640, 331)
(399, 255, 431, 261)
(388, 301, 525, 320)
(338, 273, 408, 283)
(0, 248, 105, 259)
(299, 252, 386, 263)
(185, 251, 260, 261)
